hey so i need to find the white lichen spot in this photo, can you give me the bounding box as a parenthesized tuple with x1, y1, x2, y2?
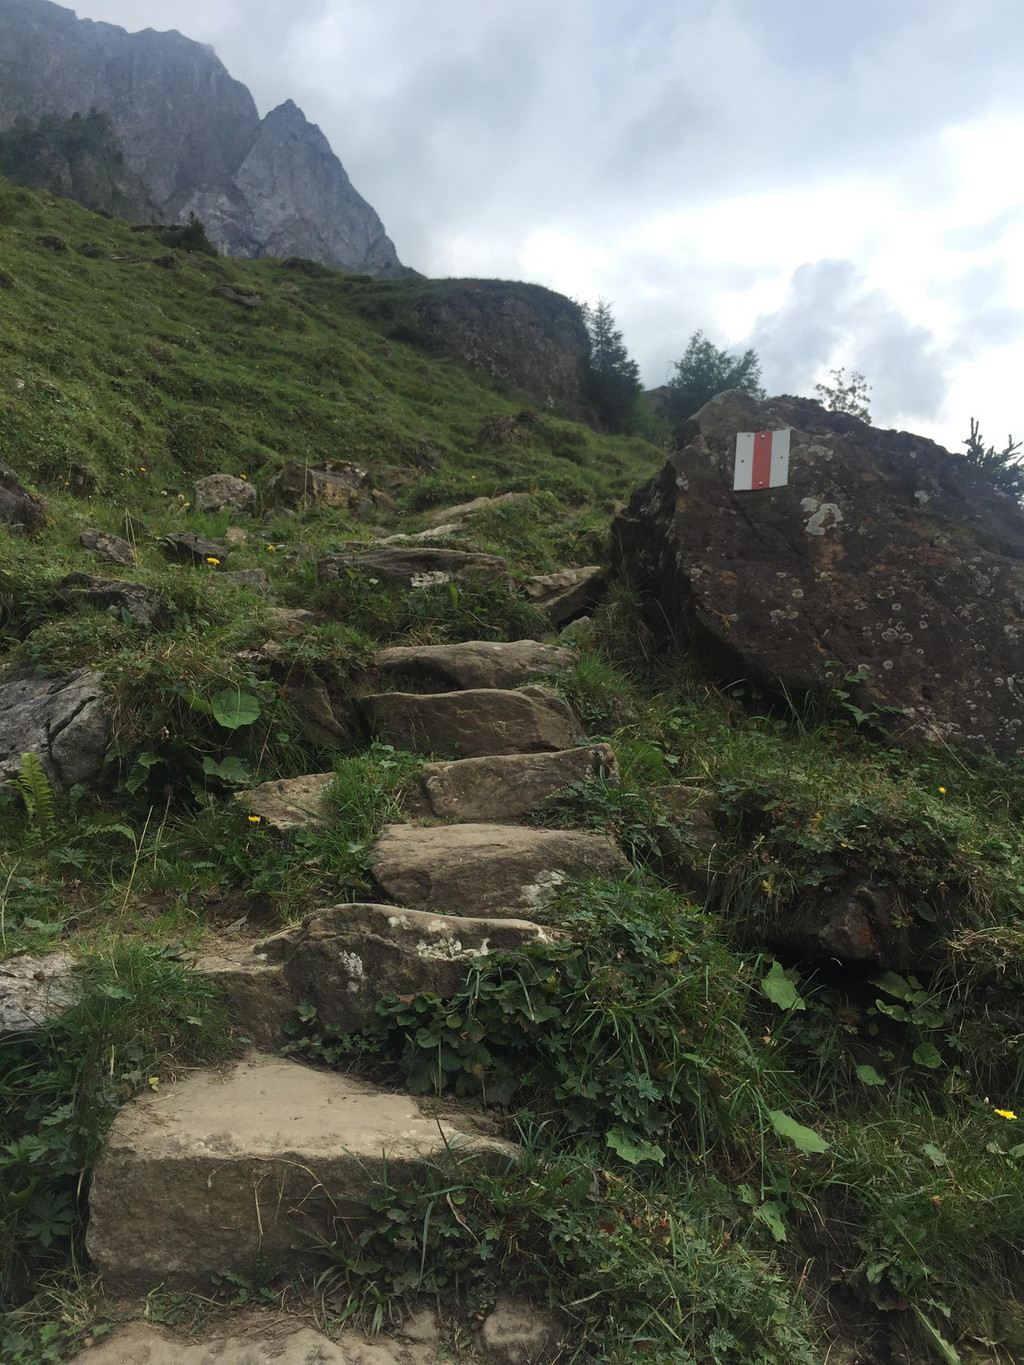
(340, 951, 365, 985)
(415, 936, 490, 961)
(522, 869, 568, 909)
(914, 490, 931, 504)
(387, 913, 411, 929)
(791, 588, 805, 599)
(802, 500, 844, 536)
(883, 660, 894, 670)
(410, 571, 451, 588)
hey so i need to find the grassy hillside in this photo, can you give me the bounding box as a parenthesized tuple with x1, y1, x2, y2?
(2, 180, 1024, 1365)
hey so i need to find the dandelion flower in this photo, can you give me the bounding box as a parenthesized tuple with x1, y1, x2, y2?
(206, 556, 220, 565)
(266, 544, 276, 551)
(938, 786, 947, 795)
(240, 473, 247, 479)
(994, 1108, 1017, 1120)
(139, 465, 147, 472)
(248, 815, 261, 824)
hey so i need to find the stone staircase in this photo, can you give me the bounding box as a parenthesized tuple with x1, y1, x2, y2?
(77, 638, 624, 1361)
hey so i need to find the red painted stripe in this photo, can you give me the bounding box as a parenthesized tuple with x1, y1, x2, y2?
(750, 430, 773, 488)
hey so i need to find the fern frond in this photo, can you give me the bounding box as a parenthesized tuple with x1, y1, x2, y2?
(14, 750, 56, 839)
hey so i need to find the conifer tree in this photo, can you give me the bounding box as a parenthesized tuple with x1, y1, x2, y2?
(582, 299, 642, 433)
(664, 330, 764, 435)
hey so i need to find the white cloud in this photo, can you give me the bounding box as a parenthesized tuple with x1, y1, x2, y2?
(66, 1, 1024, 451)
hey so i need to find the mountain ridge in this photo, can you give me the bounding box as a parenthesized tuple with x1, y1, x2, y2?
(0, 0, 407, 275)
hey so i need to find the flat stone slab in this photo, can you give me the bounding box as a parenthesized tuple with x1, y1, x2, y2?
(408, 744, 619, 822)
(86, 1053, 516, 1291)
(373, 823, 627, 918)
(363, 686, 576, 758)
(78, 529, 135, 566)
(67, 1314, 445, 1365)
(54, 574, 167, 628)
(374, 639, 571, 692)
(318, 547, 508, 589)
(425, 492, 527, 525)
(0, 668, 107, 788)
(0, 952, 79, 1035)
(202, 903, 564, 1041)
(235, 773, 335, 833)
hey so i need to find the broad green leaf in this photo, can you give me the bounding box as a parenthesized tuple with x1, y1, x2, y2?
(760, 960, 805, 1011)
(922, 1142, 946, 1167)
(202, 756, 252, 785)
(869, 969, 912, 1000)
(753, 1201, 787, 1242)
(606, 1129, 666, 1167)
(211, 688, 261, 730)
(913, 1040, 943, 1069)
(769, 1110, 829, 1154)
(856, 1064, 886, 1086)
(914, 1309, 961, 1365)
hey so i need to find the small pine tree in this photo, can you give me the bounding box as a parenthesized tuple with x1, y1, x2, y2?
(663, 330, 765, 435)
(962, 418, 1024, 501)
(813, 367, 871, 421)
(582, 299, 642, 433)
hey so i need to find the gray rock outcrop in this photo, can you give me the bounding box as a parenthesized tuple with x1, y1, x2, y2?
(407, 745, 619, 822)
(0, 1, 405, 275)
(374, 639, 570, 692)
(0, 953, 79, 1035)
(0, 668, 107, 788)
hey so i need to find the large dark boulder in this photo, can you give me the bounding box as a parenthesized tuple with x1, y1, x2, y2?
(613, 391, 1024, 756)
(0, 461, 45, 533)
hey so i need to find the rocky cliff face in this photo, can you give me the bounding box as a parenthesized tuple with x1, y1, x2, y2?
(0, 0, 405, 275)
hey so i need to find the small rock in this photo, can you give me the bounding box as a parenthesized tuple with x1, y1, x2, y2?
(218, 569, 273, 595)
(223, 526, 249, 547)
(54, 574, 168, 628)
(0, 953, 79, 1035)
(269, 460, 366, 511)
(159, 531, 229, 566)
(523, 567, 604, 627)
(481, 1299, 561, 1365)
(363, 686, 577, 758)
(235, 772, 336, 833)
(78, 529, 135, 566)
(371, 487, 401, 512)
(212, 284, 263, 307)
(193, 475, 257, 516)
(0, 460, 45, 533)
(279, 675, 351, 746)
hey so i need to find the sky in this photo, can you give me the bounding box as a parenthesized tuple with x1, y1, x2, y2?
(69, 0, 1024, 452)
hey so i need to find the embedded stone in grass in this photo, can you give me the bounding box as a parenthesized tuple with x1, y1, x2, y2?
(372, 822, 627, 918)
(374, 638, 571, 692)
(235, 772, 336, 833)
(362, 686, 577, 758)
(0, 459, 46, 533)
(317, 545, 509, 589)
(425, 491, 527, 525)
(78, 528, 135, 566)
(407, 744, 619, 822)
(0, 953, 79, 1035)
(200, 902, 565, 1040)
(86, 1052, 517, 1291)
(192, 473, 258, 516)
(54, 573, 168, 627)
(159, 530, 229, 566)
(523, 565, 605, 626)
(0, 668, 107, 788)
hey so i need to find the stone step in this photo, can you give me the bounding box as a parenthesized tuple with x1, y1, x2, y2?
(317, 545, 508, 589)
(86, 1053, 516, 1293)
(373, 638, 570, 692)
(405, 743, 618, 822)
(372, 822, 627, 919)
(198, 903, 564, 1045)
(362, 685, 577, 758)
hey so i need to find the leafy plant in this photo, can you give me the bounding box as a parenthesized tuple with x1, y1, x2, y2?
(962, 416, 1024, 501)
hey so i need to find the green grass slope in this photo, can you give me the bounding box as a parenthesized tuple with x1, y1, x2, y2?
(2, 180, 1024, 1365)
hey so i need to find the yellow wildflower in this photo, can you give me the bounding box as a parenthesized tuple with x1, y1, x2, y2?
(266, 544, 276, 551)
(248, 815, 261, 825)
(139, 465, 147, 472)
(994, 1108, 1017, 1120)
(206, 556, 220, 565)
(938, 786, 947, 795)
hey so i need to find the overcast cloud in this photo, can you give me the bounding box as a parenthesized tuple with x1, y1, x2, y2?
(70, 0, 1024, 451)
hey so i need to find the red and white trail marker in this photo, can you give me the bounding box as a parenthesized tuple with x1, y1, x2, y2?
(733, 428, 791, 491)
